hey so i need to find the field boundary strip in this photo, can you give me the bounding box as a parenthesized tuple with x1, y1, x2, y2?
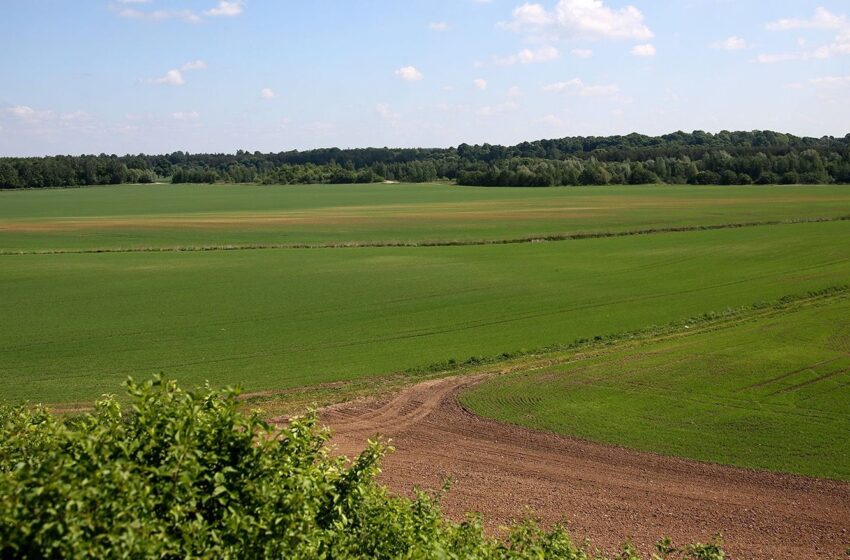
(2, 214, 850, 256)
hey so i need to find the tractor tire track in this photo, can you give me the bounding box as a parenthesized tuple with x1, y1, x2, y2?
(317, 375, 850, 560)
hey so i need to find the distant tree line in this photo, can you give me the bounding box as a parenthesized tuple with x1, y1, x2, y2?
(2, 130, 849, 189)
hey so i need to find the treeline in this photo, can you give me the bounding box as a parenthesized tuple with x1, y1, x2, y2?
(2, 130, 849, 189)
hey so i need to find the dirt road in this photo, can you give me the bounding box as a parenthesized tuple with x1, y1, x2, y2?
(319, 375, 850, 559)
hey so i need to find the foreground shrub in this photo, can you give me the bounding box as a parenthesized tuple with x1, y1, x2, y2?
(0, 376, 723, 559)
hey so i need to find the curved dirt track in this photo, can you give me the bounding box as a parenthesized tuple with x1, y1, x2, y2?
(319, 375, 850, 559)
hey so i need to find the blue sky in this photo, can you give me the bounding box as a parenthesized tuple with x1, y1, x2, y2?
(1, 0, 848, 156)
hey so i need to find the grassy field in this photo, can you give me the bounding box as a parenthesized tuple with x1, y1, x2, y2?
(2, 182, 850, 479)
(460, 292, 850, 480)
(2, 218, 850, 404)
(3, 183, 850, 252)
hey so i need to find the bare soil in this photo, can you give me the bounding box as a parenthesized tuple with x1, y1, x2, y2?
(317, 375, 850, 559)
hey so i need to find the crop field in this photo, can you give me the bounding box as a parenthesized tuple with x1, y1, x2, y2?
(461, 291, 850, 480)
(3, 183, 850, 253)
(2, 182, 850, 482)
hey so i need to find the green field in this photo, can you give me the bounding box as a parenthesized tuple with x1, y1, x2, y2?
(2, 218, 849, 404)
(2, 182, 850, 479)
(3, 183, 850, 252)
(460, 293, 850, 480)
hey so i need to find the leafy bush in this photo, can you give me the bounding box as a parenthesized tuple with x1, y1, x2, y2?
(0, 376, 723, 559)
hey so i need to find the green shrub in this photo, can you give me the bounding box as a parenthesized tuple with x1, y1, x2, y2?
(0, 376, 723, 559)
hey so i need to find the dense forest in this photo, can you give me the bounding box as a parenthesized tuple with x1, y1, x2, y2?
(2, 130, 849, 189)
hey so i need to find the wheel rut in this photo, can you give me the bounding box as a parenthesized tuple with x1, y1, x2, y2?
(317, 375, 850, 559)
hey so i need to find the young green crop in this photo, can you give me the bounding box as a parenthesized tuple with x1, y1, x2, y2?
(460, 292, 850, 480)
(2, 183, 850, 252)
(3, 220, 850, 404)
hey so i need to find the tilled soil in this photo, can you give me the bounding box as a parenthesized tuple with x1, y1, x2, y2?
(317, 375, 850, 559)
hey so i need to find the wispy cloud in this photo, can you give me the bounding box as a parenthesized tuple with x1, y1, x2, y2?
(493, 46, 560, 65)
(5, 105, 55, 120)
(181, 60, 208, 71)
(477, 86, 522, 117)
(543, 77, 621, 99)
(758, 7, 850, 62)
(712, 36, 747, 51)
(375, 103, 401, 125)
(144, 60, 207, 86)
(148, 69, 185, 86)
(205, 1, 244, 17)
(502, 0, 653, 42)
(810, 75, 850, 86)
(115, 7, 202, 24)
(395, 66, 424, 81)
(171, 111, 200, 120)
(765, 7, 847, 31)
(756, 53, 804, 64)
(630, 43, 656, 57)
(113, 0, 245, 23)
(477, 101, 518, 117)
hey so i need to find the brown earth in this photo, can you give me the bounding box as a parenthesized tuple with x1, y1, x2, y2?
(318, 375, 850, 559)
(0, 207, 603, 233)
(6, 193, 849, 234)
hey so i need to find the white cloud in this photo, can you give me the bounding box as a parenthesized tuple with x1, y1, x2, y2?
(395, 66, 424, 81)
(503, 0, 653, 41)
(760, 7, 850, 62)
(115, 0, 244, 23)
(144, 61, 205, 86)
(477, 101, 518, 117)
(4, 105, 56, 121)
(260, 87, 276, 99)
(205, 1, 244, 17)
(570, 48, 593, 58)
(765, 7, 847, 31)
(429, 22, 449, 31)
(148, 69, 185, 86)
(536, 114, 567, 126)
(494, 45, 560, 65)
(630, 43, 656, 56)
(812, 29, 850, 59)
(477, 86, 522, 116)
(507, 3, 551, 28)
(543, 77, 620, 98)
(473, 78, 488, 90)
(756, 33, 850, 63)
(756, 52, 805, 64)
(7, 106, 37, 119)
(810, 75, 850, 86)
(181, 60, 208, 71)
(304, 121, 334, 132)
(712, 36, 747, 51)
(1, 105, 94, 136)
(375, 103, 400, 125)
(60, 111, 89, 122)
(117, 8, 202, 24)
(172, 111, 200, 120)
